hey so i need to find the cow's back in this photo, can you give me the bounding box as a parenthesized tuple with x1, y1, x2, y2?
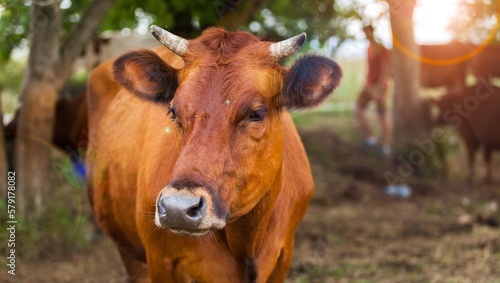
(469, 45, 500, 81)
(420, 42, 472, 89)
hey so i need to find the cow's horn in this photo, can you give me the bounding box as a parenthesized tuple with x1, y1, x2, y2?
(270, 33, 307, 60)
(150, 25, 189, 56)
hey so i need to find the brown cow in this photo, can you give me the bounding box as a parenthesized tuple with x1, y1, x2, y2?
(86, 26, 342, 282)
(5, 92, 87, 170)
(420, 42, 474, 91)
(433, 82, 500, 185)
(469, 44, 500, 84)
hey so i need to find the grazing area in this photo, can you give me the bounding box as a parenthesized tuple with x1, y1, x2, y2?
(1, 59, 499, 282)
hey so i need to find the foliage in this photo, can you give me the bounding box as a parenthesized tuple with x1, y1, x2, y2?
(251, 0, 359, 54)
(0, 0, 30, 62)
(0, 57, 25, 113)
(102, 0, 221, 38)
(60, 0, 92, 35)
(0, 0, 226, 63)
(0, 57, 25, 94)
(0, 0, 359, 63)
(0, 0, 92, 63)
(451, 0, 500, 43)
(16, 0, 493, 61)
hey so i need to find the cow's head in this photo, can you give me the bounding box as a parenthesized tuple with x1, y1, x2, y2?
(113, 26, 342, 236)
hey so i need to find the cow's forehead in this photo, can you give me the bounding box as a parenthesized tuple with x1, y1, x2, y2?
(176, 48, 282, 100)
(180, 28, 278, 72)
(174, 66, 275, 110)
(171, 29, 284, 110)
(185, 28, 265, 61)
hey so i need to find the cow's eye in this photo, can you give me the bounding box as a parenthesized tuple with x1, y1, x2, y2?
(167, 107, 177, 120)
(248, 107, 266, 122)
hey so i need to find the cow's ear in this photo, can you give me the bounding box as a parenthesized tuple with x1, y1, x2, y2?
(281, 55, 342, 109)
(113, 50, 178, 104)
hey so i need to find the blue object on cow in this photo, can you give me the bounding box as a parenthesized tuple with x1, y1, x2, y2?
(72, 157, 86, 182)
(57, 155, 86, 189)
(384, 184, 412, 199)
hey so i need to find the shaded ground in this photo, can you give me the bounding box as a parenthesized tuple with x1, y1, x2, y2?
(1, 112, 499, 283)
(288, 117, 500, 283)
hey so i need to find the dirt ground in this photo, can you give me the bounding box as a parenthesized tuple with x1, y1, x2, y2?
(2, 113, 499, 283)
(290, 122, 500, 283)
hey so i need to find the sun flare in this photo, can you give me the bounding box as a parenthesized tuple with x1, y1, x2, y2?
(413, 0, 462, 44)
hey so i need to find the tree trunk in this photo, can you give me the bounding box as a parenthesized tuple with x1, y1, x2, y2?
(15, 0, 115, 216)
(386, 0, 432, 183)
(16, 1, 61, 216)
(0, 85, 7, 200)
(389, 0, 422, 151)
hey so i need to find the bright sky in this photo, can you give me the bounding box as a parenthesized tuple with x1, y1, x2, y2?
(413, 0, 461, 44)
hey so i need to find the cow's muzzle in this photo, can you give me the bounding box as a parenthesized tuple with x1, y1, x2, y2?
(155, 185, 226, 236)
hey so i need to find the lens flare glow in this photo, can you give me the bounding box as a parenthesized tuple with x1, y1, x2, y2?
(413, 0, 461, 44)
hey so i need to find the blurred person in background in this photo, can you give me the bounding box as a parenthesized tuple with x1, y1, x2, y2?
(354, 25, 392, 156)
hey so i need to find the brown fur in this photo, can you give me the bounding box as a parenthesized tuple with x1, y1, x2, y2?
(419, 42, 474, 91)
(87, 28, 341, 282)
(469, 44, 500, 84)
(433, 83, 500, 186)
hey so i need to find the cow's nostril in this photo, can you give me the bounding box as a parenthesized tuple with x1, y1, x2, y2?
(187, 197, 205, 220)
(157, 196, 167, 216)
(157, 193, 207, 229)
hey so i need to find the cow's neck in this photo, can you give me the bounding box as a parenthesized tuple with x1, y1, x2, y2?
(224, 164, 284, 280)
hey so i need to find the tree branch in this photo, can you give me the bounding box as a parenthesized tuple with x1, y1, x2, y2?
(58, 0, 116, 85)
